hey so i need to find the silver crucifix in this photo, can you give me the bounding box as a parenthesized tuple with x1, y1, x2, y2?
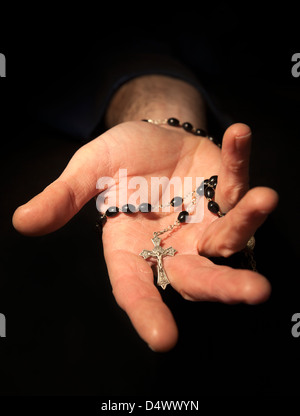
(139, 234, 176, 289)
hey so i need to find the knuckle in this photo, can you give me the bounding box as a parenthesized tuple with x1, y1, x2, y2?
(216, 239, 236, 258)
(179, 289, 197, 301)
(229, 158, 248, 173)
(219, 183, 248, 208)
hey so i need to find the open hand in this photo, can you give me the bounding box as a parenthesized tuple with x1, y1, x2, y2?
(13, 121, 278, 351)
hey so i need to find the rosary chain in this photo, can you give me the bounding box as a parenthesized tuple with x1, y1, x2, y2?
(154, 220, 181, 237)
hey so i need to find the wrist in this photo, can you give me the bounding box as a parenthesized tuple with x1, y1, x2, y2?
(104, 75, 207, 131)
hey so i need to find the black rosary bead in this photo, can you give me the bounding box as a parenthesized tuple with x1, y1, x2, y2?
(182, 122, 193, 132)
(105, 206, 119, 217)
(97, 214, 107, 226)
(195, 128, 207, 137)
(177, 210, 189, 223)
(204, 186, 215, 199)
(209, 175, 218, 187)
(196, 184, 203, 196)
(142, 118, 219, 144)
(139, 203, 152, 213)
(167, 118, 180, 127)
(121, 204, 136, 213)
(196, 179, 209, 196)
(170, 196, 183, 207)
(208, 201, 220, 214)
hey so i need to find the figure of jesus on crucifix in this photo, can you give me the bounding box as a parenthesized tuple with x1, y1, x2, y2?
(140, 234, 177, 289)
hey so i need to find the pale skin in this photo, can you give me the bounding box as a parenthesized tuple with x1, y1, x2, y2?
(12, 75, 279, 352)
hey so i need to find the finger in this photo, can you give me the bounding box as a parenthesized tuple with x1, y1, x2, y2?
(217, 123, 252, 212)
(12, 138, 106, 236)
(105, 249, 178, 352)
(168, 254, 271, 304)
(199, 187, 279, 258)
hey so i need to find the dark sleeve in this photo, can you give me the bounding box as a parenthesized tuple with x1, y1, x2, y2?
(90, 52, 232, 141)
(29, 50, 231, 142)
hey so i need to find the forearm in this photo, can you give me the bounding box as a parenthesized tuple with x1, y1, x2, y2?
(104, 75, 207, 130)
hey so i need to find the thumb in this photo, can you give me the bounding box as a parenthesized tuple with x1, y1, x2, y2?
(12, 138, 106, 236)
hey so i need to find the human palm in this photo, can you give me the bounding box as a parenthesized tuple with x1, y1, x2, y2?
(13, 120, 278, 351)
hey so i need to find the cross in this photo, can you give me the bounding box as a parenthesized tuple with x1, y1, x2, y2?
(139, 234, 176, 290)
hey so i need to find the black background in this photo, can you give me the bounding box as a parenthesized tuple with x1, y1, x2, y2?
(0, 4, 299, 401)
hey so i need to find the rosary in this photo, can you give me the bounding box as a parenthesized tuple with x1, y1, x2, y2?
(97, 118, 256, 289)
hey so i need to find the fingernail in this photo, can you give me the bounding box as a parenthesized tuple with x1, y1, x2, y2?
(235, 131, 252, 151)
(235, 131, 252, 139)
